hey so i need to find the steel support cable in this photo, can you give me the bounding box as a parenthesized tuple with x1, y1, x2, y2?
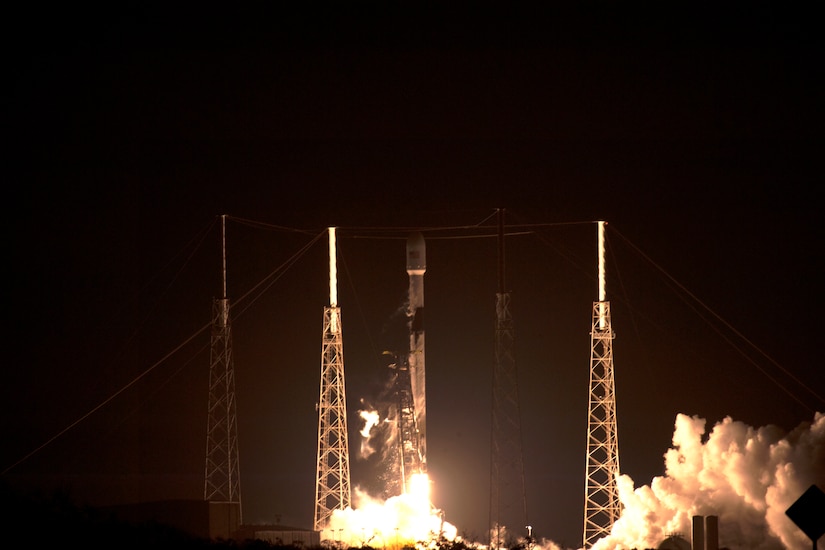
(338, 243, 383, 371)
(227, 215, 318, 235)
(610, 225, 824, 409)
(219, 210, 591, 241)
(119, 217, 217, 354)
(64, 216, 217, 406)
(2, 219, 218, 476)
(229, 229, 327, 321)
(2, 229, 325, 475)
(341, 208, 579, 236)
(203, 211, 595, 240)
(2, 324, 210, 475)
(508, 211, 597, 276)
(347, 231, 535, 241)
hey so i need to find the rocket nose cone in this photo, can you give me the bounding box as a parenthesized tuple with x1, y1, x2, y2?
(406, 232, 426, 273)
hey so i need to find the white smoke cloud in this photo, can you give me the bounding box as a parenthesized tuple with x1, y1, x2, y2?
(359, 409, 381, 459)
(591, 412, 825, 550)
(533, 539, 565, 550)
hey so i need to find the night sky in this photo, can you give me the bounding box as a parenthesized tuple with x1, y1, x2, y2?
(5, 5, 824, 548)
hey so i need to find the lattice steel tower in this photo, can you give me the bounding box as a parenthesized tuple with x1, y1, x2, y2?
(314, 227, 352, 531)
(489, 209, 528, 549)
(583, 221, 621, 548)
(204, 214, 243, 534)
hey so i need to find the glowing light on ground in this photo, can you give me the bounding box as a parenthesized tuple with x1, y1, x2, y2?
(324, 478, 457, 549)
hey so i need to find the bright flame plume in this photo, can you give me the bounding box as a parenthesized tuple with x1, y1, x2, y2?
(324, 477, 457, 549)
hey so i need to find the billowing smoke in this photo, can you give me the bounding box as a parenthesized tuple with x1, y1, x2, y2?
(591, 412, 824, 550)
(359, 409, 381, 459)
(358, 379, 403, 496)
(329, 484, 458, 547)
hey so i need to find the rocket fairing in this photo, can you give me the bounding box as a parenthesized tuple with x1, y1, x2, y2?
(406, 231, 426, 275)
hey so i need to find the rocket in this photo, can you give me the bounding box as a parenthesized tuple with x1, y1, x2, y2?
(406, 232, 427, 470)
(407, 231, 426, 275)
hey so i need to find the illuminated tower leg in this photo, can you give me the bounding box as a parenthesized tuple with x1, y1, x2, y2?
(489, 209, 528, 549)
(204, 214, 242, 538)
(583, 221, 621, 548)
(314, 228, 352, 531)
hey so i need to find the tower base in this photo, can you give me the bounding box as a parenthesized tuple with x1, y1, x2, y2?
(209, 501, 241, 540)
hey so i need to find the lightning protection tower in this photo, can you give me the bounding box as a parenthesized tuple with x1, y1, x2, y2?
(204, 214, 243, 537)
(489, 208, 528, 549)
(314, 227, 352, 531)
(583, 221, 621, 548)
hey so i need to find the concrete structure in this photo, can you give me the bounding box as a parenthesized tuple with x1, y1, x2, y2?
(658, 534, 690, 550)
(692, 515, 719, 550)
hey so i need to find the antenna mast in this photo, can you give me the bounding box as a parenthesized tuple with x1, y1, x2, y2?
(583, 221, 621, 548)
(204, 214, 243, 537)
(489, 208, 528, 549)
(314, 227, 352, 531)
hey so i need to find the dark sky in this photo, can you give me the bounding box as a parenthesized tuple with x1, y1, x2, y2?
(5, 5, 824, 547)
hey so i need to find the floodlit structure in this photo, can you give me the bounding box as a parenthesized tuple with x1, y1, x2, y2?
(583, 221, 622, 548)
(314, 227, 352, 531)
(204, 214, 243, 537)
(489, 209, 528, 548)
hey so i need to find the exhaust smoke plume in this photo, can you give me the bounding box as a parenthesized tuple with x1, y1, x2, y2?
(356, 404, 821, 549)
(339, 387, 451, 548)
(328, 484, 458, 548)
(591, 412, 824, 550)
(359, 409, 381, 459)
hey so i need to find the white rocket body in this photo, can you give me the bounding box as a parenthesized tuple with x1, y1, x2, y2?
(406, 232, 426, 469)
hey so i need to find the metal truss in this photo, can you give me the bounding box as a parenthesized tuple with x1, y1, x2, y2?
(204, 298, 243, 517)
(314, 306, 352, 531)
(489, 291, 528, 549)
(583, 300, 621, 548)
